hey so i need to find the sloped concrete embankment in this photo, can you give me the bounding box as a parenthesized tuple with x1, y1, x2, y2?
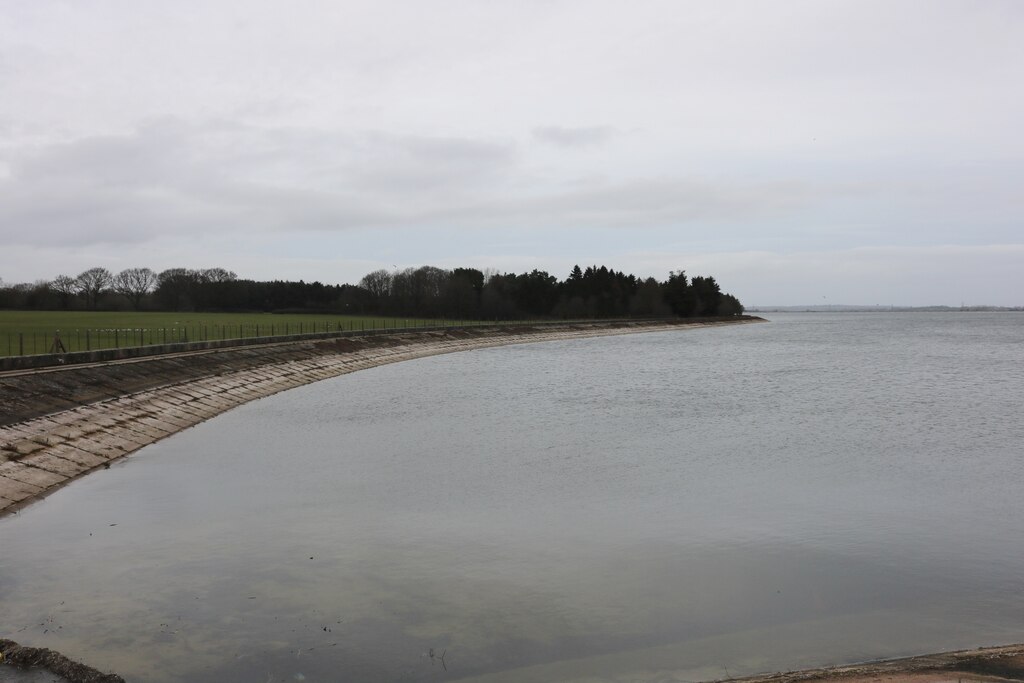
(0, 319, 757, 515)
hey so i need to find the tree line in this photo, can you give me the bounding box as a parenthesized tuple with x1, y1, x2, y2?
(0, 264, 743, 318)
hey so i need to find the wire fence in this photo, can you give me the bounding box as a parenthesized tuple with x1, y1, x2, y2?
(1, 317, 500, 358)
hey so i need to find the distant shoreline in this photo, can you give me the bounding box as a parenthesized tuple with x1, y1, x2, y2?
(748, 306, 1022, 312)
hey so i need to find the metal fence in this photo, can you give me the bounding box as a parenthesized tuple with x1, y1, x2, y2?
(2, 318, 498, 358)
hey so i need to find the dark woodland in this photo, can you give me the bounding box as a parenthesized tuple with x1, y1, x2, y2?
(0, 265, 743, 318)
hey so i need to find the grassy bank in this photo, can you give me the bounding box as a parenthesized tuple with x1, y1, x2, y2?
(0, 311, 472, 357)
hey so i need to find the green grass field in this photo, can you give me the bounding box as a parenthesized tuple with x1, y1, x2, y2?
(0, 310, 482, 357)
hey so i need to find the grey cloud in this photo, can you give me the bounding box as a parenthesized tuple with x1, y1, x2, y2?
(0, 120, 522, 248)
(1, 114, 1016, 270)
(422, 177, 821, 232)
(342, 131, 518, 194)
(532, 126, 617, 148)
(0, 116, 818, 254)
(525, 179, 812, 224)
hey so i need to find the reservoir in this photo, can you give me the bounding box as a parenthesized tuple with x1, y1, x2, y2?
(2, 312, 1023, 682)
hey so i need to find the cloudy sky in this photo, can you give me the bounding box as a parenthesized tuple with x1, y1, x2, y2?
(1, 1, 1021, 306)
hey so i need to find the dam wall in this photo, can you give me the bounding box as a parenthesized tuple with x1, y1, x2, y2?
(0, 318, 760, 515)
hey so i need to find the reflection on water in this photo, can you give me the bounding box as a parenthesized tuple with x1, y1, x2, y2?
(2, 313, 1024, 682)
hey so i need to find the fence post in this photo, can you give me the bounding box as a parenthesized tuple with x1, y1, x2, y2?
(19, 333, 24, 356)
(50, 330, 67, 354)
(115, 329, 119, 348)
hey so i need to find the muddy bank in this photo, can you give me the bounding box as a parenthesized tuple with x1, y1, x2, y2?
(0, 639, 123, 683)
(0, 318, 759, 515)
(726, 643, 1024, 683)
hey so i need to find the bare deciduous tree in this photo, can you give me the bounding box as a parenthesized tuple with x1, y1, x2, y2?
(359, 269, 392, 300)
(52, 275, 78, 309)
(198, 267, 237, 283)
(75, 267, 112, 309)
(112, 267, 157, 310)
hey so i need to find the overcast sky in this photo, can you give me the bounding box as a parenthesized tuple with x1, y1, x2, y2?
(1, 1, 1021, 306)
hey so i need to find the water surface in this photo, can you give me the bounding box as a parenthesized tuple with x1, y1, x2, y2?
(2, 313, 1023, 682)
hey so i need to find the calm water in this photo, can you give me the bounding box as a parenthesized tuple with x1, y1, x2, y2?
(2, 313, 1023, 682)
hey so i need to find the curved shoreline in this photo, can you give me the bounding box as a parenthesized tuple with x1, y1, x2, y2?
(0, 319, 758, 516)
(3, 317, 1024, 682)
